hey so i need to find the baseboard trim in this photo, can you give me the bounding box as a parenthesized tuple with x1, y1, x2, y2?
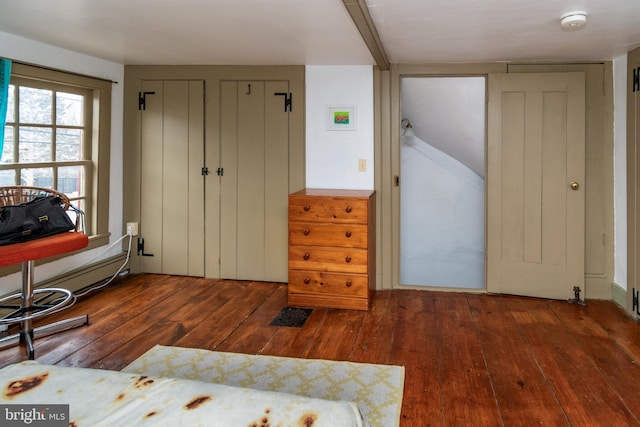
(35, 253, 128, 294)
(610, 282, 627, 309)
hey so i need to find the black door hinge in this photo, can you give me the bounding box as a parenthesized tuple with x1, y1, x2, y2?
(138, 91, 156, 110)
(216, 167, 224, 176)
(633, 288, 640, 315)
(137, 237, 154, 257)
(202, 167, 209, 176)
(274, 92, 292, 112)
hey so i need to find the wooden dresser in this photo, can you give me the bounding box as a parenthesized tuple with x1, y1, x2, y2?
(288, 188, 375, 310)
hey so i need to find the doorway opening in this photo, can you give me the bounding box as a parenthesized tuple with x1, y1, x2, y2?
(399, 76, 486, 289)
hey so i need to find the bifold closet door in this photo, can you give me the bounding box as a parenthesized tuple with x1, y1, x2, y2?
(219, 81, 289, 282)
(139, 80, 205, 276)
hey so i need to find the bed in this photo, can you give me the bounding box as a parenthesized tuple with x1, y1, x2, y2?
(0, 360, 369, 426)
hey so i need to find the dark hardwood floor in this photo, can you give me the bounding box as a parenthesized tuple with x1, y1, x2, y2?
(1, 273, 640, 426)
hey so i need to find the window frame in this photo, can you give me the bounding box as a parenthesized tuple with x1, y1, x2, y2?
(4, 76, 93, 220)
(0, 62, 111, 274)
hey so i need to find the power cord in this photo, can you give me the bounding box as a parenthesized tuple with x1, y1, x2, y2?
(73, 231, 133, 298)
(23, 232, 133, 320)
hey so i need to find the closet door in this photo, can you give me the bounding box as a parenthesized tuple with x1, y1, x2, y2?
(139, 80, 205, 275)
(487, 72, 585, 299)
(628, 49, 640, 316)
(219, 81, 289, 282)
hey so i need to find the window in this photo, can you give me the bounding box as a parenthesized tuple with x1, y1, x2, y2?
(2, 77, 91, 215)
(1, 63, 111, 239)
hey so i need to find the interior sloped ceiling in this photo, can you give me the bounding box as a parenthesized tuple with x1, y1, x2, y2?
(402, 77, 486, 178)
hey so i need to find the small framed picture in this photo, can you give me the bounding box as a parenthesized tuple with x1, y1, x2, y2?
(326, 105, 357, 131)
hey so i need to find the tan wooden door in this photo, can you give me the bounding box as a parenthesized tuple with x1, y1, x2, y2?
(487, 72, 585, 299)
(628, 49, 640, 316)
(139, 80, 205, 276)
(219, 81, 289, 282)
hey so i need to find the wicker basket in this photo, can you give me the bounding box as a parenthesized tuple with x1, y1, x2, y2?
(0, 186, 70, 209)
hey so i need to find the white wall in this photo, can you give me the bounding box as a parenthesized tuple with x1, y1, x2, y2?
(0, 32, 125, 295)
(400, 135, 485, 289)
(305, 66, 374, 190)
(613, 54, 627, 290)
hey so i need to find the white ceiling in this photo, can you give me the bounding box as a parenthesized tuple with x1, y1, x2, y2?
(0, 0, 372, 65)
(0, 0, 639, 66)
(367, 0, 640, 64)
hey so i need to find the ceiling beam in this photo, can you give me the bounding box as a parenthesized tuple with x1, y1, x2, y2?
(342, 0, 390, 70)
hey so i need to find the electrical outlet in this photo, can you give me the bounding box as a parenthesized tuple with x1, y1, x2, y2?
(126, 222, 139, 236)
(358, 159, 366, 172)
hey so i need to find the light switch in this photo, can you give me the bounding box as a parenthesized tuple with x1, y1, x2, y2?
(358, 159, 366, 172)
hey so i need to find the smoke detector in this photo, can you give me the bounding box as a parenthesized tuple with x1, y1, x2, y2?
(560, 12, 587, 31)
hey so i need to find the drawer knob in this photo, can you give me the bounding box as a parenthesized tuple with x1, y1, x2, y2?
(345, 206, 352, 213)
(303, 229, 310, 236)
(346, 280, 352, 287)
(345, 230, 352, 238)
(345, 255, 351, 263)
(303, 204, 311, 211)
(303, 253, 310, 260)
(304, 277, 310, 284)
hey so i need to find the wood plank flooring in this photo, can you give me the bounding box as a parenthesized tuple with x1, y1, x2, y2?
(1, 273, 640, 426)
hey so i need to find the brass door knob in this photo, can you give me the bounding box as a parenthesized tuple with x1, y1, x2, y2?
(570, 181, 580, 191)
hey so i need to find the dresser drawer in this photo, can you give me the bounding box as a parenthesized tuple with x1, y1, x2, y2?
(289, 222, 368, 248)
(288, 246, 368, 274)
(288, 271, 368, 298)
(289, 196, 369, 224)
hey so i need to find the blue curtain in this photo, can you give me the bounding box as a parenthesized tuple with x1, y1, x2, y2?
(0, 58, 11, 161)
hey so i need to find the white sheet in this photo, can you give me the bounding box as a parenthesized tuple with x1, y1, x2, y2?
(0, 361, 369, 426)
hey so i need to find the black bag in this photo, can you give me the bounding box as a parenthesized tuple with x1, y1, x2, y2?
(0, 196, 75, 246)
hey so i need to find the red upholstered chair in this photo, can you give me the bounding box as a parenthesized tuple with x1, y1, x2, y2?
(0, 186, 89, 359)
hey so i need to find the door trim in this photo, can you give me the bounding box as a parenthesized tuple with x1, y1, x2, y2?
(382, 63, 505, 290)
